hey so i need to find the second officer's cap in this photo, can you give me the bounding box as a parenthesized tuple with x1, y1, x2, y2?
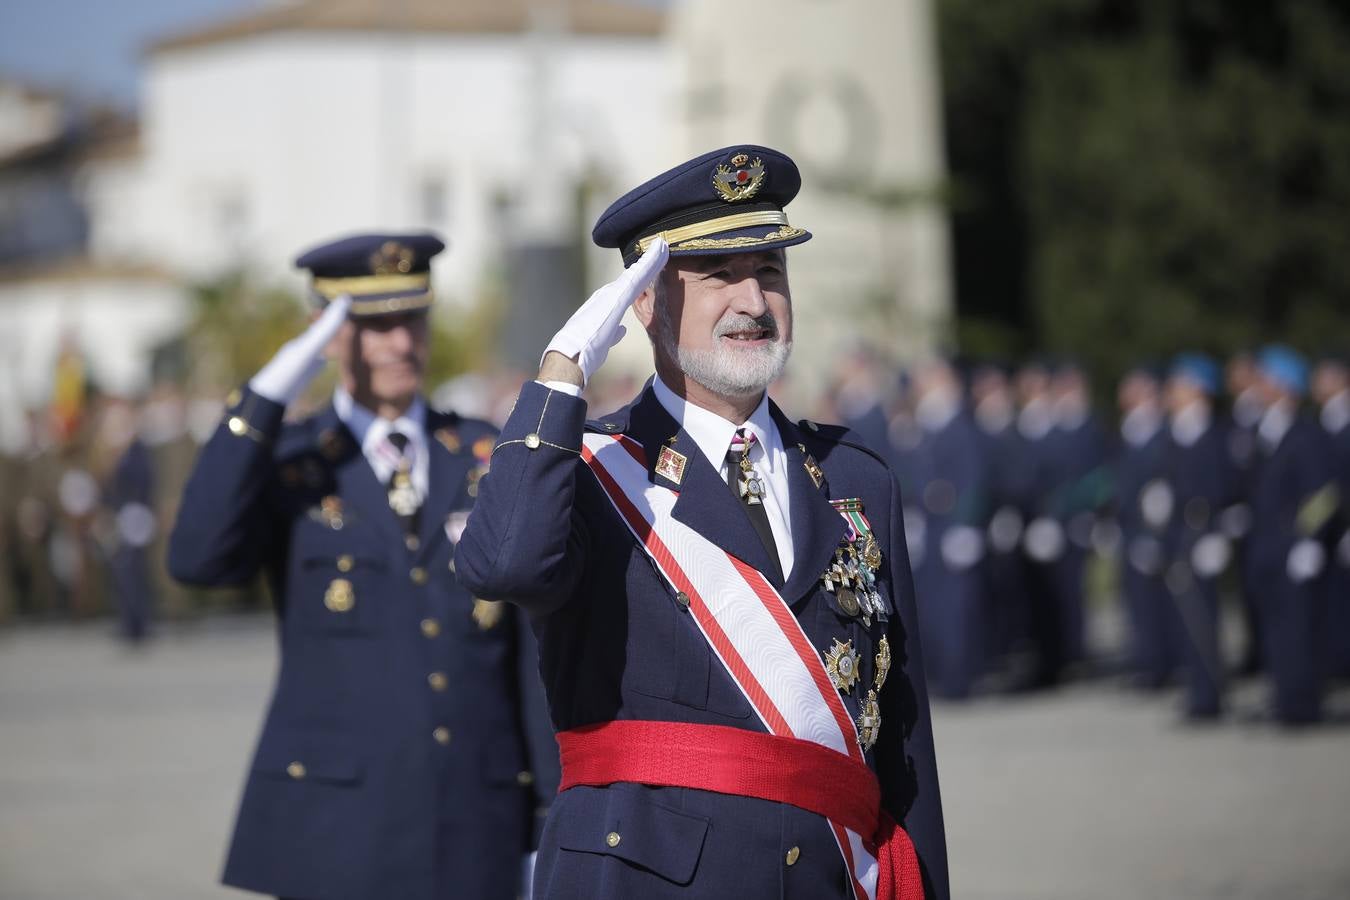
(295, 232, 445, 318)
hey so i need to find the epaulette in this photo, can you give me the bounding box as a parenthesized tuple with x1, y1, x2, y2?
(797, 419, 890, 469)
(585, 409, 631, 435)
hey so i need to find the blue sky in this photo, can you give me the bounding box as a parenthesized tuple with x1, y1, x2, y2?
(0, 0, 264, 108)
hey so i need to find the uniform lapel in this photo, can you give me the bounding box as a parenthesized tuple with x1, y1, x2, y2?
(313, 407, 405, 549)
(772, 405, 848, 604)
(418, 413, 473, 553)
(625, 388, 782, 584)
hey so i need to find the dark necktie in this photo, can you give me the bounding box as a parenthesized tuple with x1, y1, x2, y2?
(726, 429, 783, 583)
(385, 430, 421, 541)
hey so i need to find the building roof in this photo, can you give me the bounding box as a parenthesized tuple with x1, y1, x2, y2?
(149, 0, 665, 53)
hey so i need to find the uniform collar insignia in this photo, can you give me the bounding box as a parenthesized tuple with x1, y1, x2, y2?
(655, 443, 688, 486)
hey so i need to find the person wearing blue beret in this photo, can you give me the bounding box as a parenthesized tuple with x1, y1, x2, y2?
(1156, 354, 1237, 720)
(1246, 345, 1340, 723)
(168, 233, 558, 900)
(455, 146, 949, 899)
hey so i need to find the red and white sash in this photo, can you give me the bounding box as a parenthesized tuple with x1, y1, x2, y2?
(580, 432, 879, 900)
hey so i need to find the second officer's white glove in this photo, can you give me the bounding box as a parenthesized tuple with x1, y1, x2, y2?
(541, 238, 669, 386)
(249, 295, 353, 405)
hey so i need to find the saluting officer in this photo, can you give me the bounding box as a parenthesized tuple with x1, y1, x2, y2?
(168, 233, 557, 900)
(456, 146, 948, 899)
(1247, 346, 1340, 724)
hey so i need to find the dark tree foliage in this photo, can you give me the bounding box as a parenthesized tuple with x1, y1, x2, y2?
(939, 0, 1350, 383)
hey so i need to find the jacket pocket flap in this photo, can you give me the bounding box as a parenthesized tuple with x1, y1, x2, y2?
(557, 789, 709, 886)
(252, 732, 365, 785)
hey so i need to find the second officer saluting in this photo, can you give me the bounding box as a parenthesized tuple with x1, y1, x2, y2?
(169, 233, 557, 900)
(456, 146, 948, 899)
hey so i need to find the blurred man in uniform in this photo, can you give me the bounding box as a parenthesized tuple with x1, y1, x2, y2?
(1224, 351, 1266, 675)
(1247, 346, 1339, 724)
(456, 146, 948, 899)
(168, 233, 557, 900)
(1159, 355, 1235, 720)
(1113, 365, 1174, 689)
(1013, 361, 1064, 687)
(1310, 352, 1350, 677)
(98, 398, 157, 643)
(969, 363, 1030, 679)
(908, 358, 989, 699)
(1043, 361, 1110, 670)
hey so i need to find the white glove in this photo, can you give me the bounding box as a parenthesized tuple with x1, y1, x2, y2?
(1191, 532, 1232, 578)
(541, 238, 669, 386)
(249, 295, 353, 405)
(1287, 538, 1326, 584)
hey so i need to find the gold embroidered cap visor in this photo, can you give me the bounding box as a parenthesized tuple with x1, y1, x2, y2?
(629, 208, 811, 267)
(311, 274, 435, 317)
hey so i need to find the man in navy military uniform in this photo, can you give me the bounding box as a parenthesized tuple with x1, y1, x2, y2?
(1112, 365, 1174, 690)
(168, 233, 557, 900)
(907, 358, 989, 699)
(456, 146, 948, 899)
(1247, 346, 1340, 724)
(1158, 355, 1236, 720)
(1310, 352, 1350, 677)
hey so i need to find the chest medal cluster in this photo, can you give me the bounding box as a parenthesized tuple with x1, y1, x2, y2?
(821, 498, 885, 626)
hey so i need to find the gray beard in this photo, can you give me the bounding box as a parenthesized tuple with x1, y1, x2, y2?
(656, 303, 791, 397)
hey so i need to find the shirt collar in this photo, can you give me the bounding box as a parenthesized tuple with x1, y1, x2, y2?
(333, 386, 426, 453)
(1322, 389, 1350, 434)
(651, 375, 779, 471)
(1170, 400, 1211, 447)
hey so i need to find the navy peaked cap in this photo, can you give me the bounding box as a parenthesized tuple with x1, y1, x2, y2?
(295, 232, 445, 317)
(593, 145, 812, 267)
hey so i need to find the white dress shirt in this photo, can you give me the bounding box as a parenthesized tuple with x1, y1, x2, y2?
(333, 387, 429, 503)
(651, 376, 795, 578)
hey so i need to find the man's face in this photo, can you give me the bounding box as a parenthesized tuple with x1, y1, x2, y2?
(636, 250, 793, 398)
(1117, 372, 1157, 413)
(1311, 361, 1348, 405)
(329, 310, 429, 408)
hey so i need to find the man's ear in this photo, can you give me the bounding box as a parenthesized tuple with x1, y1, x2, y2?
(632, 283, 658, 331)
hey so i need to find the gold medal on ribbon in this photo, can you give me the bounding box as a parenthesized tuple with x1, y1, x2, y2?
(856, 689, 881, 751)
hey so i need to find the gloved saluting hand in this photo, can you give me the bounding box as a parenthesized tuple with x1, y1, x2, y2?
(540, 238, 669, 387)
(249, 294, 353, 405)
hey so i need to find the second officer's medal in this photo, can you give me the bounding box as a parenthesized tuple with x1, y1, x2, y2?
(388, 470, 419, 517)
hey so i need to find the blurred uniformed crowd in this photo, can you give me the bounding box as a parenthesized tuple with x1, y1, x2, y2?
(819, 345, 1349, 725)
(2, 343, 1346, 725)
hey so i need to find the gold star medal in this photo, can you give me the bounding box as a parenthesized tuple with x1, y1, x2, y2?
(824, 638, 861, 693)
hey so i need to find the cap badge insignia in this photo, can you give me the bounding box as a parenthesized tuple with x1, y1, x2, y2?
(370, 240, 414, 275)
(824, 638, 861, 693)
(712, 156, 766, 203)
(655, 444, 688, 486)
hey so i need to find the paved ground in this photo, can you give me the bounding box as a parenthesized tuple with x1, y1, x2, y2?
(2, 617, 1349, 900)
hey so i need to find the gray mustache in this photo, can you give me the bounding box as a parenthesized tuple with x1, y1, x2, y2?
(715, 312, 778, 339)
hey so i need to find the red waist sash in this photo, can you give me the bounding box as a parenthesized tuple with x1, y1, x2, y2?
(557, 720, 924, 900)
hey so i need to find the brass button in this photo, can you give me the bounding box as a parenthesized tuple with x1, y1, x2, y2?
(605, 831, 621, 848)
(336, 554, 354, 573)
(324, 578, 354, 613)
(405, 534, 421, 552)
(227, 416, 248, 436)
(410, 566, 428, 585)
(420, 618, 441, 638)
(675, 591, 690, 608)
(524, 433, 541, 450)
(785, 845, 800, 866)
(516, 770, 535, 787)
(433, 727, 452, 746)
(286, 761, 306, 780)
(226, 388, 242, 407)
(427, 671, 448, 692)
